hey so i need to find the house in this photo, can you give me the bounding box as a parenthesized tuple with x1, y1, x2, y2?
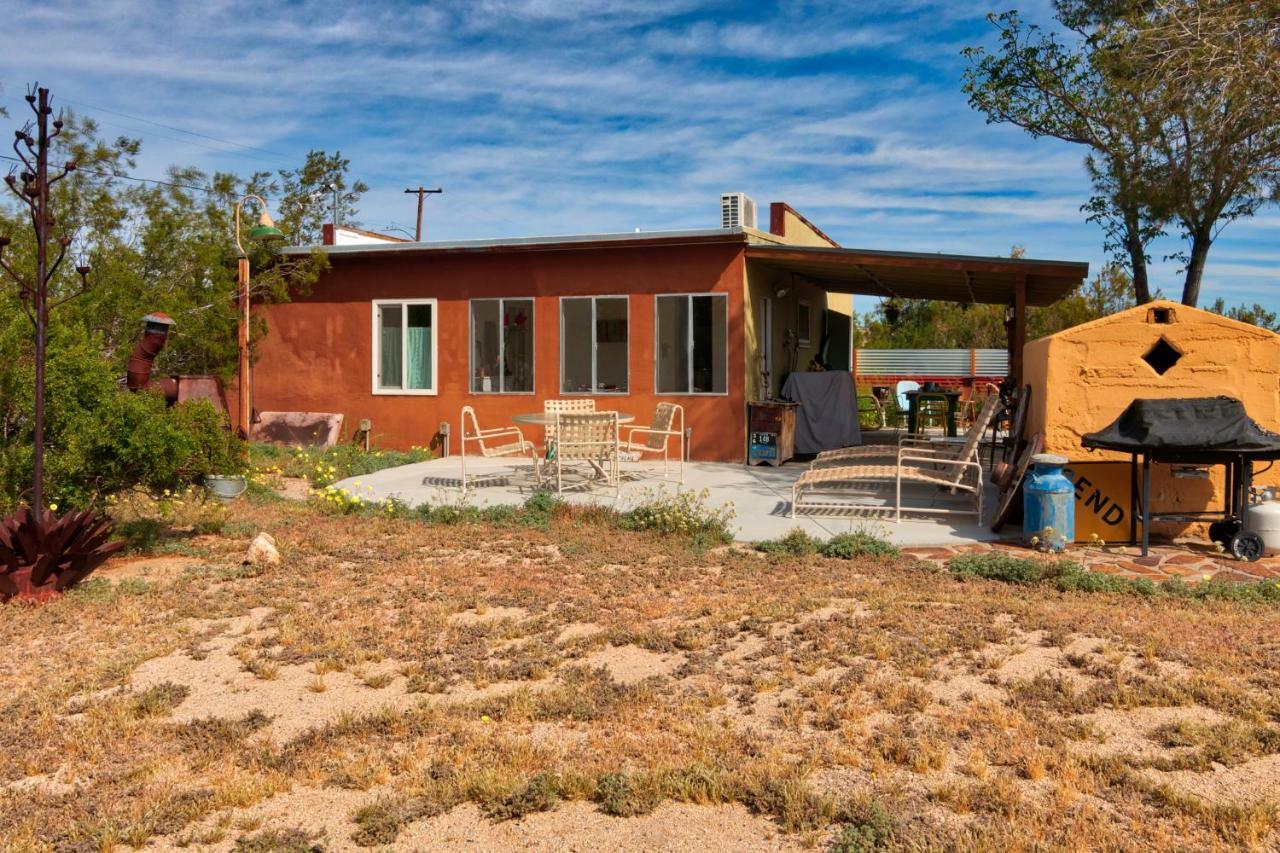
(1024, 299, 1280, 541)
(242, 196, 1089, 462)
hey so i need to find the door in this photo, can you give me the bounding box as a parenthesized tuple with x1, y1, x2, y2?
(756, 297, 773, 399)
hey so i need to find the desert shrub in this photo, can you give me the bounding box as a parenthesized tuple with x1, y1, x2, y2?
(0, 336, 243, 511)
(619, 488, 735, 546)
(756, 528, 821, 556)
(833, 801, 897, 852)
(483, 772, 562, 821)
(822, 530, 900, 560)
(596, 772, 662, 817)
(948, 552, 1046, 584)
(250, 442, 433, 488)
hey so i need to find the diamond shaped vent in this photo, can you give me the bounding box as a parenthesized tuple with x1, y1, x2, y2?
(1142, 338, 1183, 375)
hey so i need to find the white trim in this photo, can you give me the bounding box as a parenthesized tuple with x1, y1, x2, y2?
(559, 295, 630, 395)
(654, 292, 730, 397)
(371, 298, 439, 396)
(797, 299, 812, 346)
(468, 297, 536, 395)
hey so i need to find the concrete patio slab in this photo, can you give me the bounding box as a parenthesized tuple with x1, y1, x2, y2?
(332, 456, 1011, 546)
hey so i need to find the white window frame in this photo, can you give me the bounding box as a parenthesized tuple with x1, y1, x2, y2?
(654, 292, 730, 397)
(371, 298, 438, 396)
(559, 295, 630, 395)
(468, 297, 536, 395)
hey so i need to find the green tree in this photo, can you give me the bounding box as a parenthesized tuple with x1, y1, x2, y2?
(963, 0, 1280, 307)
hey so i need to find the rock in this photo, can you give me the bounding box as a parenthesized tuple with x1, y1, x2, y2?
(245, 533, 280, 567)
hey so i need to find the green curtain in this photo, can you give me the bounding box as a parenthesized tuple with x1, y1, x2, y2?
(407, 325, 432, 390)
(380, 324, 402, 388)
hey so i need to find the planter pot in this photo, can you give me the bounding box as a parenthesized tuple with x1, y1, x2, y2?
(205, 474, 248, 501)
(2, 566, 61, 603)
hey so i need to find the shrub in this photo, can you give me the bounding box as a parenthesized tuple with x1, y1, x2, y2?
(250, 443, 433, 488)
(822, 530, 900, 560)
(948, 552, 1045, 584)
(596, 772, 662, 817)
(0, 336, 243, 511)
(619, 488, 735, 546)
(832, 801, 897, 852)
(756, 528, 821, 556)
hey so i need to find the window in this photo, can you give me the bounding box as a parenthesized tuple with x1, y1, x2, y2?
(373, 299, 436, 394)
(656, 293, 728, 395)
(470, 298, 533, 393)
(797, 300, 812, 345)
(560, 296, 628, 394)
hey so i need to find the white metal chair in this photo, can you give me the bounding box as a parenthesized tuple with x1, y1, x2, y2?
(543, 398, 596, 445)
(552, 411, 619, 496)
(459, 405, 536, 494)
(619, 403, 684, 483)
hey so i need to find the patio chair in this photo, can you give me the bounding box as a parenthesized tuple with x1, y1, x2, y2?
(812, 395, 999, 468)
(544, 398, 596, 444)
(458, 405, 536, 494)
(552, 411, 620, 496)
(791, 399, 991, 521)
(618, 403, 684, 483)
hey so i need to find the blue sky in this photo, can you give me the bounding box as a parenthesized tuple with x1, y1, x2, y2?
(2, 0, 1277, 311)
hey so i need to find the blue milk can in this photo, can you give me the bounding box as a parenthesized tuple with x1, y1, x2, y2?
(1024, 453, 1075, 551)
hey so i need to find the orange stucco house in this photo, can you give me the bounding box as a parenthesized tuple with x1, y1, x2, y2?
(241, 196, 1088, 462)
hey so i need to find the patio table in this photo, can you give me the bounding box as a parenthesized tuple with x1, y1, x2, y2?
(903, 390, 960, 438)
(513, 412, 635, 483)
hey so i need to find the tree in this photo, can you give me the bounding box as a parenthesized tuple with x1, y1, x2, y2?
(1207, 298, 1280, 332)
(273, 150, 369, 244)
(963, 1, 1280, 307)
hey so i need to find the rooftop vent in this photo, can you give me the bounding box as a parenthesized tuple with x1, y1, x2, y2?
(1147, 307, 1176, 324)
(1142, 337, 1183, 375)
(721, 192, 758, 230)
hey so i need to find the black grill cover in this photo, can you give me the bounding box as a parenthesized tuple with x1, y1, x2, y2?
(1082, 397, 1280, 457)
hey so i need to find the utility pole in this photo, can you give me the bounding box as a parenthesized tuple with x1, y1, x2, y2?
(403, 185, 443, 241)
(0, 85, 89, 514)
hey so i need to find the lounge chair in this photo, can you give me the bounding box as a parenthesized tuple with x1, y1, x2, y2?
(791, 399, 992, 521)
(812, 396, 999, 468)
(619, 403, 684, 483)
(552, 411, 620, 496)
(459, 405, 536, 494)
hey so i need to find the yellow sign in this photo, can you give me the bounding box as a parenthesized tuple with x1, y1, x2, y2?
(1064, 462, 1132, 543)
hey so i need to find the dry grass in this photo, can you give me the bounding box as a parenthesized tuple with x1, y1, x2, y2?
(1, 498, 1279, 851)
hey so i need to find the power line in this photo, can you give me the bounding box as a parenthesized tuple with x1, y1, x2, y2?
(0, 153, 279, 200)
(58, 97, 293, 160)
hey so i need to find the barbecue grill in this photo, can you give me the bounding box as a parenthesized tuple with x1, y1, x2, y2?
(1082, 397, 1280, 560)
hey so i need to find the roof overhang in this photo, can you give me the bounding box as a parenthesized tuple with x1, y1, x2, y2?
(282, 228, 746, 259)
(746, 244, 1089, 307)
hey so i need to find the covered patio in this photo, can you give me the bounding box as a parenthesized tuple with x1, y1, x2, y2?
(744, 243, 1090, 388)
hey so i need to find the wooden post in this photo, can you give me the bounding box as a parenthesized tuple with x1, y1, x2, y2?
(237, 255, 251, 439)
(1010, 275, 1027, 388)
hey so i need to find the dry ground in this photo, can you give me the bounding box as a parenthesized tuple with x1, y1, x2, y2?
(3, 498, 1280, 851)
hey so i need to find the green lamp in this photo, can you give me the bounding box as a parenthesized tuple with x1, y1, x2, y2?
(248, 210, 285, 242)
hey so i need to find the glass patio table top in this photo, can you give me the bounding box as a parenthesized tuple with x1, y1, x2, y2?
(511, 412, 635, 426)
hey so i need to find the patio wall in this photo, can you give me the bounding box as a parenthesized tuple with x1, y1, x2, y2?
(236, 241, 753, 461)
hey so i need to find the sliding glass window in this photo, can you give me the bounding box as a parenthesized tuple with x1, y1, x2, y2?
(656, 294, 727, 394)
(470, 298, 534, 393)
(560, 296, 628, 394)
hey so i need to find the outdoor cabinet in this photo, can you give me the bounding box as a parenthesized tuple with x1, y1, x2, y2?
(748, 401, 797, 466)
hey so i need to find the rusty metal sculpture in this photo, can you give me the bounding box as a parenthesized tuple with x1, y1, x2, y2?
(0, 83, 118, 601)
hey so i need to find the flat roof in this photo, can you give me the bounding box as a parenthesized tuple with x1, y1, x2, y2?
(745, 244, 1089, 307)
(281, 228, 745, 257)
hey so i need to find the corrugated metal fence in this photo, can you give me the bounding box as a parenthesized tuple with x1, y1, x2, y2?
(853, 348, 1008, 383)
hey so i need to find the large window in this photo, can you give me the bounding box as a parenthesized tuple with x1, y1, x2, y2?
(560, 296, 628, 394)
(656, 293, 727, 395)
(373, 299, 436, 394)
(470, 298, 533, 393)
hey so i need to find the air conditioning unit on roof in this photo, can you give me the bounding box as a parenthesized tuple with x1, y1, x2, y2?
(721, 192, 758, 230)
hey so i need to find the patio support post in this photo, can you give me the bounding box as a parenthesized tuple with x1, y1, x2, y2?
(1010, 274, 1027, 388)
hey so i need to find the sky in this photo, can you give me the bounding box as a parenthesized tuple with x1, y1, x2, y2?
(1, 0, 1276, 312)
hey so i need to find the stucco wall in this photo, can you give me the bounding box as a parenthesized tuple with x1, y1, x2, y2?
(239, 242, 749, 462)
(1024, 299, 1280, 539)
(743, 264, 847, 401)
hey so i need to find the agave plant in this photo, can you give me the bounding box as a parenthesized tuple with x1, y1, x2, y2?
(0, 507, 123, 601)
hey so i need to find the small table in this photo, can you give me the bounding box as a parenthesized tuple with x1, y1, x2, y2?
(513, 412, 635, 482)
(512, 412, 636, 427)
(904, 390, 961, 438)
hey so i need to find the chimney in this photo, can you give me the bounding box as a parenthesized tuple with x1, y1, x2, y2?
(322, 223, 336, 245)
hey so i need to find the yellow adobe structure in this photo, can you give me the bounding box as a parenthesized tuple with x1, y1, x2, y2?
(1024, 300, 1280, 541)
